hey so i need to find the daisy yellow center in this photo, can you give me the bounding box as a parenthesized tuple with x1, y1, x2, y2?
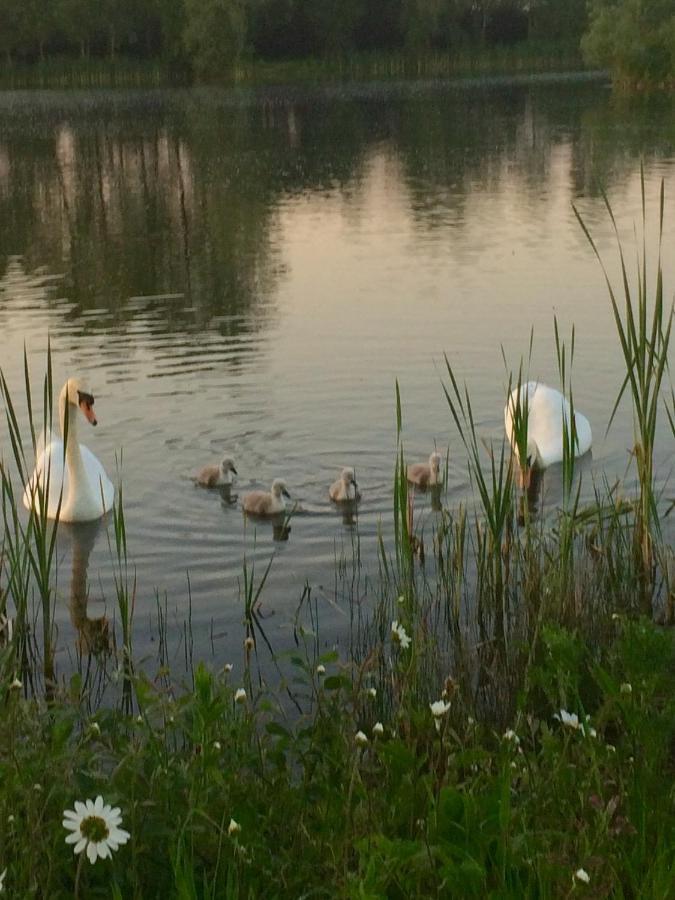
(80, 815, 109, 843)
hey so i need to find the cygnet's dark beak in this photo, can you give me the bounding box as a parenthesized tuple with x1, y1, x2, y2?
(231, 465, 238, 475)
(282, 488, 291, 499)
(352, 479, 359, 488)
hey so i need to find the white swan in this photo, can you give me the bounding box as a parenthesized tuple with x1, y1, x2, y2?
(504, 381, 592, 487)
(329, 467, 360, 502)
(407, 452, 442, 488)
(242, 479, 290, 516)
(23, 378, 114, 522)
(196, 455, 237, 487)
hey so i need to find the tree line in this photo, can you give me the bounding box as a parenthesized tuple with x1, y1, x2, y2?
(0, 0, 672, 86)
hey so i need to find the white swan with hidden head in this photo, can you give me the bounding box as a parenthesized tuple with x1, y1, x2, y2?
(23, 378, 114, 522)
(505, 381, 592, 487)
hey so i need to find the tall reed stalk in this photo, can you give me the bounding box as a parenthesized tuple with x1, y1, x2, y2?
(574, 172, 673, 613)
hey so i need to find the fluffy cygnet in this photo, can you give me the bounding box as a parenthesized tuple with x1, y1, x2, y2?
(329, 467, 360, 502)
(407, 451, 442, 488)
(242, 479, 290, 516)
(196, 456, 237, 487)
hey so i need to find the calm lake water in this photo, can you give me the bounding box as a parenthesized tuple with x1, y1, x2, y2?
(1, 76, 674, 675)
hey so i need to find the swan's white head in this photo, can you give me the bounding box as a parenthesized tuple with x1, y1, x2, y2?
(341, 467, 357, 486)
(61, 377, 98, 427)
(272, 479, 291, 499)
(220, 457, 237, 477)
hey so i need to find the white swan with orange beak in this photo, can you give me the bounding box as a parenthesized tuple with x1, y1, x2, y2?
(23, 378, 114, 522)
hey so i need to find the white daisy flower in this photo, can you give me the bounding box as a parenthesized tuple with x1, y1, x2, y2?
(503, 729, 520, 745)
(554, 709, 586, 735)
(63, 796, 130, 865)
(573, 867, 590, 884)
(620, 683, 632, 695)
(355, 730, 369, 746)
(223, 663, 233, 674)
(373, 722, 384, 736)
(234, 688, 247, 704)
(391, 621, 411, 650)
(316, 664, 326, 675)
(10, 677, 22, 691)
(429, 700, 452, 718)
(213, 741, 222, 751)
(367, 687, 377, 698)
(228, 818, 241, 836)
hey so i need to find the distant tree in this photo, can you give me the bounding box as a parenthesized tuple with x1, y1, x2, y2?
(400, 0, 443, 52)
(0, 0, 26, 63)
(183, 0, 247, 77)
(582, 0, 675, 85)
(303, 0, 364, 54)
(58, 0, 96, 58)
(527, 0, 587, 43)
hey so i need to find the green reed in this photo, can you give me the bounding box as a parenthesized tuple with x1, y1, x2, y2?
(574, 172, 673, 613)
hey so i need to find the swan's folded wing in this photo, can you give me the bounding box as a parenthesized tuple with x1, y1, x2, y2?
(79, 443, 115, 511)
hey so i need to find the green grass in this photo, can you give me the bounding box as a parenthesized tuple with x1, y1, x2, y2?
(0, 184, 673, 897)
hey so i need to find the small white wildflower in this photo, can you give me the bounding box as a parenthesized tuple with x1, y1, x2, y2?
(555, 710, 585, 735)
(397, 595, 405, 604)
(33, 784, 42, 793)
(467, 716, 474, 726)
(244, 637, 254, 651)
(355, 730, 369, 746)
(611, 613, 620, 621)
(7, 815, 14, 824)
(573, 868, 590, 884)
(607, 744, 616, 753)
(367, 687, 377, 698)
(63, 796, 130, 865)
(430, 699, 451, 733)
(503, 729, 520, 745)
(430, 700, 452, 718)
(136, 715, 143, 725)
(316, 664, 326, 675)
(373, 722, 384, 736)
(620, 683, 632, 695)
(510, 761, 517, 769)
(9, 677, 22, 691)
(390, 620, 411, 650)
(168, 715, 175, 724)
(589, 728, 597, 739)
(228, 818, 241, 836)
(234, 688, 247, 704)
(223, 663, 233, 674)
(213, 741, 221, 751)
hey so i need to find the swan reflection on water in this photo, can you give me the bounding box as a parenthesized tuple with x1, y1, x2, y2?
(63, 517, 111, 657)
(244, 511, 292, 542)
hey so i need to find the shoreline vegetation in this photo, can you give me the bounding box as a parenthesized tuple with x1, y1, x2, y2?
(0, 0, 672, 92)
(0, 42, 590, 91)
(1, 177, 674, 894)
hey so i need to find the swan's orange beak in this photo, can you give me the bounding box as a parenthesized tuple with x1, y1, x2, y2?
(79, 398, 98, 426)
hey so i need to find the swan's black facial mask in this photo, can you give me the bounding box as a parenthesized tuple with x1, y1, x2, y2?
(77, 391, 98, 426)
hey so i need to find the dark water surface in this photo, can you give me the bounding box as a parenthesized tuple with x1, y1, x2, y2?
(1, 77, 674, 673)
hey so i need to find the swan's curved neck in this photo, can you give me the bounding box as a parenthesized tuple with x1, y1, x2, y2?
(59, 392, 89, 501)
